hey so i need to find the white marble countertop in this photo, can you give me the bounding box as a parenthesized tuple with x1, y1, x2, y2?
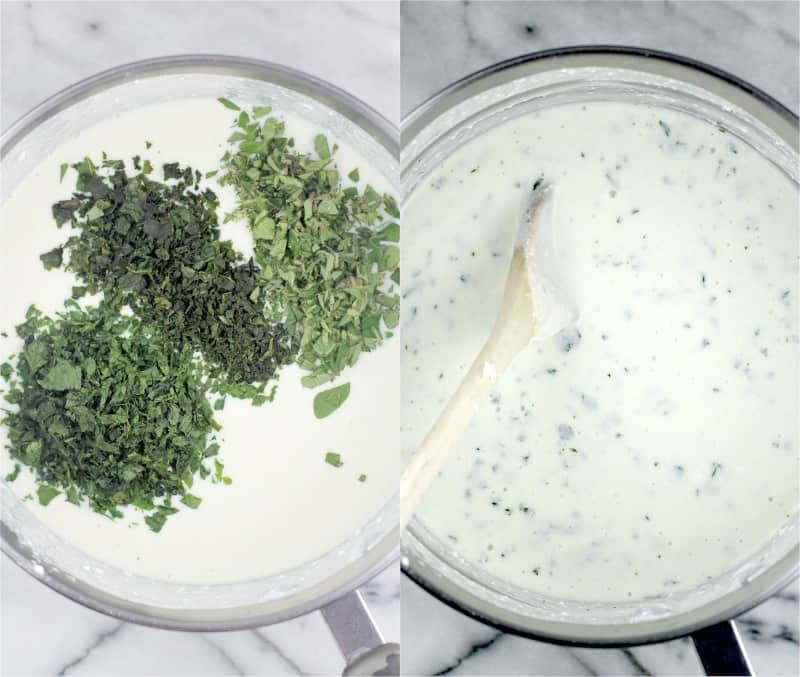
(400, 1, 799, 675)
(0, 2, 399, 676)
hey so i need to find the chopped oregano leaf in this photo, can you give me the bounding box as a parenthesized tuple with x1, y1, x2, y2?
(145, 511, 167, 533)
(217, 97, 240, 111)
(181, 493, 202, 509)
(37, 485, 60, 506)
(39, 247, 63, 270)
(314, 134, 331, 159)
(59, 163, 68, 183)
(218, 105, 400, 387)
(313, 382, 351, 419)
(4, 463, 21, 482)
(325, 452, 343, 468)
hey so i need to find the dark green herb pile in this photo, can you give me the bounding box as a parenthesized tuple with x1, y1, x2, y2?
(48, 156, 293, 396)
(1, 302, 223, 532)
(218, 101, 400, 388)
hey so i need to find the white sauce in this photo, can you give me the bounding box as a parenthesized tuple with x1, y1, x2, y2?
(0, 99, 399, 584)
(403, 102, 799, 602)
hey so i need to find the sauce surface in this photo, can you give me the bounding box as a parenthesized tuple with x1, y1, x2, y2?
(0, 98, 399, 584)
(403, 102, 799, 602)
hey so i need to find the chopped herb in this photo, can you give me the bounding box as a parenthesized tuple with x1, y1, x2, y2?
(313, 382, 351, 419)
(181, 493, 202, 509)
(59, 163, 68, 183)
(357, 473, 366, 482)
(0, 303, 219, 530)
(39, 247, 63, 270)
(218, 105, 400, 386)
(4, 463, 21, 482)
(348, 168, 360, 182)
(145, 140, 152, 149)
(325, 452, 343, 468)
(37, 485, 60, 506)
(144, 511, 167, 533)
(217, 97, 240, 111)
(47, 155, 292, 394)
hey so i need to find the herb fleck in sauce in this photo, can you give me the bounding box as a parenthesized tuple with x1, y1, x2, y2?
(403, 102, 798, 602)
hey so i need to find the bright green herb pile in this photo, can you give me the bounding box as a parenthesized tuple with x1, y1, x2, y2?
(218, 101, 400, 388)
(1, 302, 221, 532)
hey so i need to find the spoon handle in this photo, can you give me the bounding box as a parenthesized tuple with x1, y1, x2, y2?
(400, 247, 536, 528)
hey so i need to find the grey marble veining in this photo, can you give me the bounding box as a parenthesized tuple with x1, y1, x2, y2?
(0, 2, 399, 676)
(401, 0, 799, 117)
(400, 1, 798, 675)
(1, 0, 399, 128)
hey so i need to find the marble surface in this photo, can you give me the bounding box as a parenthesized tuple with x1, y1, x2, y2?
(0, 2, 399, 676)
(400, 1, 799, 675)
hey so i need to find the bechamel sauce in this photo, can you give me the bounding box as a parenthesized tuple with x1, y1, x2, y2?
(403, 102, 799, 602)
(0, 99, 399, 583)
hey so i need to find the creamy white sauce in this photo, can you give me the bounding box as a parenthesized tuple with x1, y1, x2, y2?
(403, 102, 799, 602)
(0, 98, 399, 583)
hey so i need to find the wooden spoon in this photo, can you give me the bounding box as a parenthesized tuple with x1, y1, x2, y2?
(400, 183, 572, 528)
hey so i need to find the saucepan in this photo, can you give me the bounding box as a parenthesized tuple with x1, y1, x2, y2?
(0, 55, 399, 676)
(400, 47, 798, 676)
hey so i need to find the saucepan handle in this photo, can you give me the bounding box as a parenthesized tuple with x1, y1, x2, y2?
(691, 620, 753, 676)
(321, 589, 400, 676)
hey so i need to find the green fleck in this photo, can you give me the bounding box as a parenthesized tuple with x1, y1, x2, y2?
(357, 473, 366, 482)
(59, 163, 68, 183)
(348, 168, 359, 182)
(37, 485, 60, 506)
(145, 140, 153, 149)
(313, 382, 350, 419)
(217, 97, 240, 111)
(325, 452, 343, 468)
(214, 398, 226, 411)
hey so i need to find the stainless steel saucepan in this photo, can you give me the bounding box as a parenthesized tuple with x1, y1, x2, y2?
(400, 46, 799, 677)
(0, 55, 399, 677)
